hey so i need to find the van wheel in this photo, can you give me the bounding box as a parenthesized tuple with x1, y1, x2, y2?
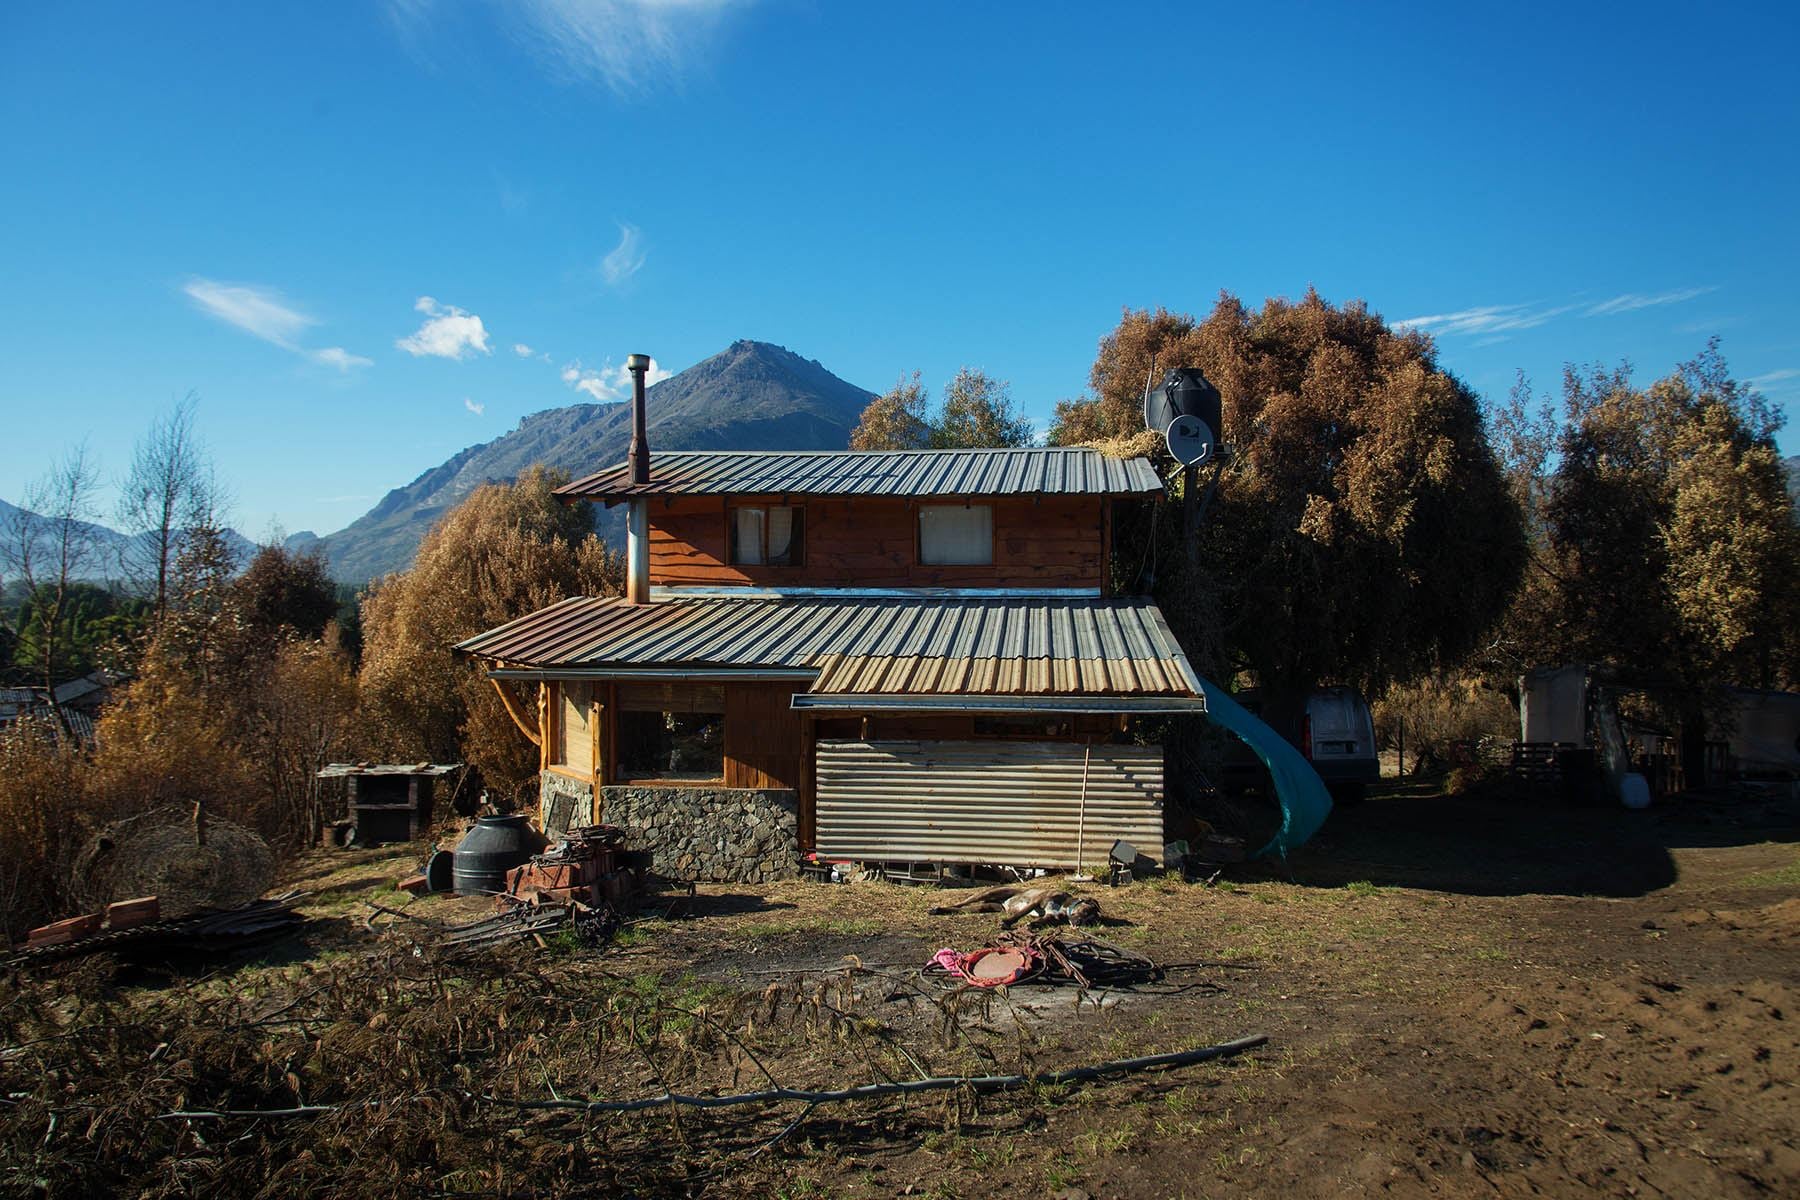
(1328, 783, 1366, 806)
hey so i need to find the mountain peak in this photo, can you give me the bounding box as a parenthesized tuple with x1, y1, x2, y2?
(314, 343, 877, 581)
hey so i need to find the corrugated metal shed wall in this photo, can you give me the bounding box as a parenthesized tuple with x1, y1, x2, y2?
(815, 739, 1164, 868)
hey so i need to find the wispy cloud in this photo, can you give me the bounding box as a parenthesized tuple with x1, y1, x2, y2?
(396, 296, 492, 360)
(601, 222, 646, 287)
(560, 356, 670, 401)
(184, 278, 370, 370)
(387, 0, 746, 94)
(1394, 303, 1573, 337)
(1399, 286, 1719, 340)
(185, 279, 316, 347)
(1747, 368, 1800, 391)
(513, 343, 534, 356)
(312, 346, 374, 371)
(464, 397, 486, 415)
(513, 0, 743, 94)
(1585, 286, 1717, 317)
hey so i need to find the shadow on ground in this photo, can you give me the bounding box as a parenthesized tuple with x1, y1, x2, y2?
(1265, 781, 1799, 898)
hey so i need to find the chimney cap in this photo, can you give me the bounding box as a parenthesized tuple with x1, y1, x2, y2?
(626, 353, 652, 372)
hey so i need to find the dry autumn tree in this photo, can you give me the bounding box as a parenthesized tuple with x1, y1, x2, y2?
(1055, 291, 1527, 746)
(358, 466, 621, 802)
(850, 368, 1035, 450)
(1, 443, 105, 732)
(1493, 341, 1800, 776)
(116, 393, 220, 628)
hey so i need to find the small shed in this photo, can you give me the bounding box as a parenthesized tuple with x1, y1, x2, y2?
(316, 763, 462, 846)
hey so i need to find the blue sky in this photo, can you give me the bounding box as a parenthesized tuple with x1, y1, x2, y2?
(3, 1, 1796, 538)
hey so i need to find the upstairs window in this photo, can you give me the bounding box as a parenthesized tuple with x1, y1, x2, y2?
(729, 505, 805, 567)
(919, 504, 993, 565)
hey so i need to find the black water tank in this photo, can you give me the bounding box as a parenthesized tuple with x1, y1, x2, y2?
(451, 815, 548, 896)
(1144, 367, 1223, 442)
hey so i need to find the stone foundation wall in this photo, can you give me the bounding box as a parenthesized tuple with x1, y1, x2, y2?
(538, 771, 596, 834)
(599, 786, 799, 883)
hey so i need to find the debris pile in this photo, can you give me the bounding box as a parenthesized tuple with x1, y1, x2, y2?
(438, 901, 616, 952)
(500, 824, 643, 908)
(925, 931, 1166, 991)
(6, 892, 307, 967)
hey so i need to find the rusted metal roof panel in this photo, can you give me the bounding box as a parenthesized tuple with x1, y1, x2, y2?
(455, 595, 1197, 697)
(555, 448, 1163, 500)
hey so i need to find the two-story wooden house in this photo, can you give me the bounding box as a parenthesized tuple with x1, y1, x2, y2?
(457, 371, 1212, 881)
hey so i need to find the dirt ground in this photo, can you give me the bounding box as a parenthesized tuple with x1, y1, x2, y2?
(591, 783, 1800, 1199)
(5, 781, 1796, 1198)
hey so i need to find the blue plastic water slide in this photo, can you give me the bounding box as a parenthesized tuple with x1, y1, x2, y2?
(1194, 677, 1333, 859)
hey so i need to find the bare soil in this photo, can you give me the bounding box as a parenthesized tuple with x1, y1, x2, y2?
(614, 784, 1799, 1199)
(4, 782, 1795, 1198)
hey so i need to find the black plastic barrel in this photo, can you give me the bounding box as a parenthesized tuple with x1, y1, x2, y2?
(451, 815, 548, 896)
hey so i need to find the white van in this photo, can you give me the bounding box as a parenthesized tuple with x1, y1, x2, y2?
(1219, 686, 1380, 803)
(1302, 686, 1380, 801)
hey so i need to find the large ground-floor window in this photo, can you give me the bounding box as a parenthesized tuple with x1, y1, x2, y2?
(617, 682, 725, 782)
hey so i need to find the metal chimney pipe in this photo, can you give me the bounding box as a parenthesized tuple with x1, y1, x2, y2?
(625, 353, 652, 604)
(626, 353, 651, 484)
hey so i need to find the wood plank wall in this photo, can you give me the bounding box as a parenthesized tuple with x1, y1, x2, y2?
(723, 681, 807, 790)
(648, 495, 1107, 590)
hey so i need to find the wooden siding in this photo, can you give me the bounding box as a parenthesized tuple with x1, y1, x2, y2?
(723, 681, 807, 791)
(648, 495, 1107, 590)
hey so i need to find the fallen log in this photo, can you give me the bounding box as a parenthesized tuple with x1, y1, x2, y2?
(156, 1034, 1268, 1121)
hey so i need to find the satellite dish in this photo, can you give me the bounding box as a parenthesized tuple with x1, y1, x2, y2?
(1164, 414, 1215, 467)
(1145, 367, 1223, 467)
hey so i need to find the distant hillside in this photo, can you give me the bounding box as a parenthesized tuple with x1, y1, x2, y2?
(0, 498, 261, 583)
(311, 341, 876, 581)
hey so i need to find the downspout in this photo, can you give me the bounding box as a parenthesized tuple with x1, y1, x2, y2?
(625, 352, 652, 604)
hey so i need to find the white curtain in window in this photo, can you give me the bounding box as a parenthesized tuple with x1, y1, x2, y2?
(734, 507, 765, 564)
(766, 506, 795, 564)
(919, 504, 993, 565)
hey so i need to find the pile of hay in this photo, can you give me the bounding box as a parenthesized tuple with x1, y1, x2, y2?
(71, 806, 273, 918)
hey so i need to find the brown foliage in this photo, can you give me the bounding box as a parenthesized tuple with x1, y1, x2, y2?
(851, 369, 1035, 450)
(1069, 292, 1525, 737)
(1494, 342, 1800, 693)
(82, 662, 262, 825)
(850, 372, 933, 450)
(358, 466, 621, 802)
(0, 580, 360, 935)
(0, 720, 90, 942)
(233, 544, 338, 641)
(1371, 676, 1518, 774)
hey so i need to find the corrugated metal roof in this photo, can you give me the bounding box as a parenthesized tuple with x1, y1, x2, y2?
(455, 595, 1197, 697)
(556, 448, 1163, 500)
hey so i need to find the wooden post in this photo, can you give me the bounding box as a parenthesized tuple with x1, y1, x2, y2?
(538, 684, 551, 772)
(1101, 499, 1113, 597)
(1180, 464, 1195, 554)
(1073, 742, 1092, 877)
(800, 713, 817, 852)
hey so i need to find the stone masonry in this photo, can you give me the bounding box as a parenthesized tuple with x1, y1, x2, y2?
(600, 786, 800, 883)
(538, 770, 596, 833)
